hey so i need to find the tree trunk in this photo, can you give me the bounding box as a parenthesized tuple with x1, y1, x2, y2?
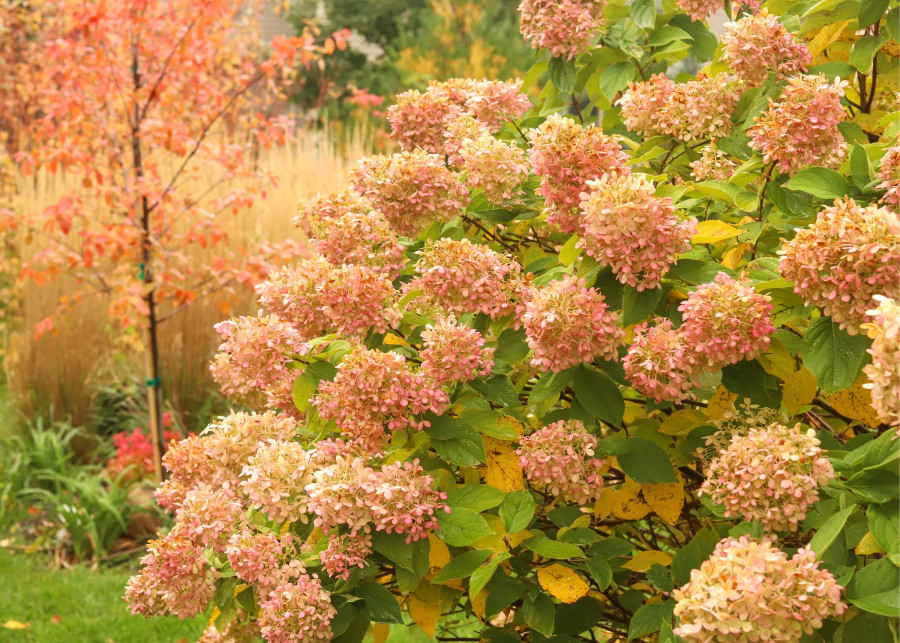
(131, 40, 166, 483)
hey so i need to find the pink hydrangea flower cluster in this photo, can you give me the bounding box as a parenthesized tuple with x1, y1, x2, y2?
(313, 347, 448, 448)
(528, 114, 630, 233)
(457, 132, 531, 204)
(409, 238, 525, 318)
(320, 532, 372, 580)
(307, 210, 406, 277)
(305, 454, 376, 535)
(623, 318, 699, 404)
(877, 144, 900, 205)
(365, 459, 450, 543)
(518, 0, 606, 60)
(700, 423, 834, 532)
(619, 74, 738, 142)
(257, 575, 336, 643)
(862, 296, 900, 427)
(351, 150, 469, 237)
(748, 74, 848, 175)
(387, 79, 530, 153)
(318, 264, 401, 339)
(445, 115, 492, 168)
(617, 74, 676, 138)
(779, 198, 900, 333)
(577, 173, 696, 290)
(516, 420, 608, 504)
(293, 190, 371, 236)
(255, 259, 332, 339)
(723, 10, 811, 86)
(690, 141, 739, 182)
(678, 273, 775, 369)
(673, 536, 846, 642)
(155, 435, 221, 511)
(656, 74, 739, 142)
(125, 534, 219, 619)
(210, 312, 310, 414)
(676, 0, 760, 22)
(172, 484, 244, 550)
(521, 275, 624, 372)
(225, 528, 302, 598)
(241, 440, 315, 523)
(420, 318, 495, 384)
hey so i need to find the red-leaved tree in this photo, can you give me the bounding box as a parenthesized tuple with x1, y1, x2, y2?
(1, 0, 345, 481)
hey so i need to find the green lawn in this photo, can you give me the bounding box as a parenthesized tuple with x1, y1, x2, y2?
(0, 551, 207, 643)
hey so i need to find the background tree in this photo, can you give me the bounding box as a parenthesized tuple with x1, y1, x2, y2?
(2, 0, 341, 481)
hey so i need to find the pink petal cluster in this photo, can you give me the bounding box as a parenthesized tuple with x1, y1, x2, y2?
(723, 10, 811, 86)
(420, 318, 495, 384)
(293, 190, 371, 236)
(528, 113, 630, 233)
(577, 173, 696, 290)
(748, 74, 848, 175)
(862, 296, 900, 427)
(320, 532, 372, 580)
(305, 454, 376, 534)
(445, 115, 493, 168)
(351, 150, 469, 237)
(226, 528, 298, 589)
(458, 132, 531, 205)
(125, 534, 219, 619)
(673, 536, 846, 642)
(171, 484, 244, 551)
(257, 575, 336, 643)
(521, 275, 624, 372)
(255, 259, 332, 338)
(657, 74, 739, 142)
(617, 74, 676, 138)
(779, 198, 900, 333)
(619, 75, 738, 142)
(410, 238, 525, 318)
(516, 420, 607, 504)
(307, 210, 406, 277)
(676, 0, 760, 22)
(210, 312, 310, 414)
(623, 318, 699, 403)
(678, 273, 775, 369)
(518, 0, 605, 60)
(388, 79, 530, 153)
(318, 264, 401, 339)
(690, 141, 739, 182)
(364, 459, 450, 543)
(699, 423, 834, 532)
(155, 435, 222, 511)
(241, 440, 315, 523)
(314, 347, 448, 448)
(877, 144, 900, 205)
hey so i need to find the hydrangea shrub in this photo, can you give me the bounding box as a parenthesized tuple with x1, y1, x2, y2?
(128, 0, 900, 641)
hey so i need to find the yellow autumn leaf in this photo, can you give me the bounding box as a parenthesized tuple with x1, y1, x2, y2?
(825, 378, 881, 426)
(706, 385, 737, 421)
(805, 20, 850, 58)
(608, 489, 651, 520)
(208, 608, 221, 627)
(471, 589, 488, 620)
(2, 620, 30, 630)
(538, 563, 591, 604)
(783, 368, 818, 415)
(408, 597, 441, 639)
(692, 220, 744, 244)
(758, 340, 797, 380)
(642, 478, 685, 525)
(658, 409, 708, 436)
(383, 333, 411, 347)
(722, 243, 751, 270)
(855, 531, 884, 556)
(372, 623, 391, 643)
(427, 533, 451, 579)
(622, 550, 673, 572)
(481, 436, 525, 492)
